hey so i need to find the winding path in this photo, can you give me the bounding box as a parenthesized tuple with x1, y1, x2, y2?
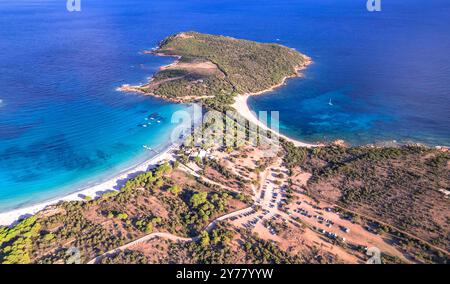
(87, 233, 195, 264)
(87, 206, 254, 264)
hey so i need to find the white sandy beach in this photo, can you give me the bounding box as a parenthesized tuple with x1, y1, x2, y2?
(231, 58, 319, 148)
(232, 94, 318, 148)
(0, 145, 177, 226)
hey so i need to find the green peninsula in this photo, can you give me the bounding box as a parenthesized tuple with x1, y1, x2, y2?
(122, 32, 310, 106)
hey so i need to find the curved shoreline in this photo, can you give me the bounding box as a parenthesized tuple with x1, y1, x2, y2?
(236, 92, 450, 149)
(233, 94, 319, 148)
(0, 41, 315, 226)
(232, 58, 321, 148)
(0, 144, 178, 226)
(0, 102, 202, 227)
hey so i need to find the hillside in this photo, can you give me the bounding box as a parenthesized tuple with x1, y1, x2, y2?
(284, 143, 450, 262)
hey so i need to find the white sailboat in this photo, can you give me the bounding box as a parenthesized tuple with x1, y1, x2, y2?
(328, 98, 333, 106)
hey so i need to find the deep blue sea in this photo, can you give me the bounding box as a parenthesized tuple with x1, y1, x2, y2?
(0, 0, 449, 212)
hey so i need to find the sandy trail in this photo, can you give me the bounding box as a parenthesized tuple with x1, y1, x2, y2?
(87, 205, 254, 264)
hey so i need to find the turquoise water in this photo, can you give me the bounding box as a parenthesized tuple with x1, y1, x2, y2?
(1, 0, 449, 212)
(0, 0, 191, 211)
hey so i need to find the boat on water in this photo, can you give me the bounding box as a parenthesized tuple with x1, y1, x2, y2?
(328, 98, 333, 106)
(147, 113, 165, 122)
